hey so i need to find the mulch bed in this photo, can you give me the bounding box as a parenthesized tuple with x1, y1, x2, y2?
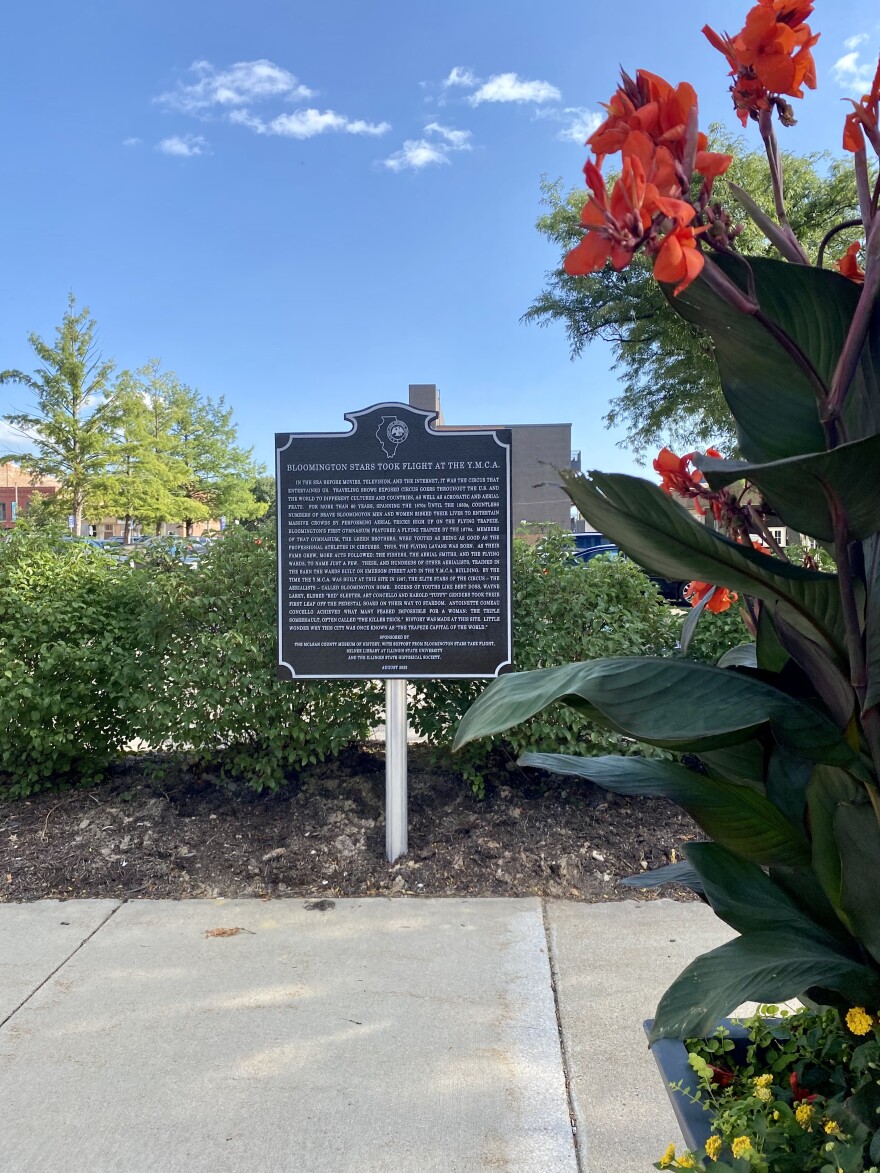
(0, 744, 700, 903)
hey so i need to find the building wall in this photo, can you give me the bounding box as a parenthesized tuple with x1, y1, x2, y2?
(0, 463, 217, 536)
(0, 464, 59, 529)
(408, 385, 572, 532)
(509, 424, 572, 530)
(0, 484, 58, 527)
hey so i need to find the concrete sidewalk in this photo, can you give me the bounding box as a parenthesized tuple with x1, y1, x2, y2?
(0, 898, 733, 1173)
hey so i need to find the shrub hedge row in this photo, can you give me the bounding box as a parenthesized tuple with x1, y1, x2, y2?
(0, 524, 747, 798)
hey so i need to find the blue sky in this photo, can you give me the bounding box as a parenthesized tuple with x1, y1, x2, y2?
(2, 0, 878, 477)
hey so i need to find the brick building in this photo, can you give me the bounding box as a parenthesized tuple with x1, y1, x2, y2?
(0, 464, 59, 529)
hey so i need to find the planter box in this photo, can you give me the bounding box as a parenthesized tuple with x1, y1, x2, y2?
(644, 1018, 753, 1152)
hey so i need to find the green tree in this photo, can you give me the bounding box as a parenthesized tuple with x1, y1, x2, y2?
(1, 295, 116, 532)
(524, 135, 861, 458)
(164, 380, 266, 536)
(92, 366, 187, 542)
(137, 361, 193, 535)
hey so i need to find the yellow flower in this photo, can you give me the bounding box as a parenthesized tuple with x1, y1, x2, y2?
(731, 1137, 752, 1159)
(675, 1157, 697, 1169)
(754, 1085, 772, 1102)
(704, 1135, 722, 1162)
(824, 1119, 843, 1137)
(659, 1143, 677, 1168)
(772, 1110, 780, 1121)
(846, 1006, 874, 1035)
(754, 1074, 773, 1087)
(795, 1103, 814, 1129)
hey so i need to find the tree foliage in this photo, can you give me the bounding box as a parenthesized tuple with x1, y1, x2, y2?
(92, 365, 186, 541)
(524, 133, 862, 457)
(151, 373, 265, 536)
(1, 301, 266, 534)
(0, 294, 116, 531)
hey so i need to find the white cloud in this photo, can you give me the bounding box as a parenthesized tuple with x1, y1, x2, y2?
(424, 122, 472, 149)
(556, 106, 603, 144)
(156, 59, 314, 114)
(122, 136, 142, 147)
(381, 121, 473, 173)
(382, 139, 451, 172)
(156, 134, 209, 157)
(0, 421, 30, 453)
(442, 66, 478, 89)
(833, 45, 876, 94)
(343, 119, 393, 137)
(845, 33, 869, 50)
(469, 72, 560, 106)
(229, 108, 390, 138)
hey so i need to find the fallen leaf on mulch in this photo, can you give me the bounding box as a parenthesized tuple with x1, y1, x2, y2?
(203, 926, 254, 938)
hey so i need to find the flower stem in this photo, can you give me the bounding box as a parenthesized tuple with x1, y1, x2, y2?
(745, 505, 790, 561)
(854, 148, 874, 233)
(757, 111, 811, 265)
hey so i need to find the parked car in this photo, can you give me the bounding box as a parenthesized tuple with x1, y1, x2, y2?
(124, 535, 201, 569)
(572, 543, 689, 605)
(572, 532, 611, 553)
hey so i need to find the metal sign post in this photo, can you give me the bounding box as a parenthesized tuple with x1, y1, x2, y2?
(385, 679, 408, 863)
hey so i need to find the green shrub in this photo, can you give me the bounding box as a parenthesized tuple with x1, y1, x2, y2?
(0, 520, 686, 799)
(132, 525, 383, 790)
(683, 604, 753, 665)
(786, 542, 836, 572)
(0, 530, 146, 797)
(410, 527, 680, 793)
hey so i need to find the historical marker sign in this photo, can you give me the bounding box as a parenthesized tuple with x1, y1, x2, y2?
(276, 402, 512, 679)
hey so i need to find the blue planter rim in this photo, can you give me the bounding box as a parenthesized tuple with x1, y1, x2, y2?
(644, 1017, 764, 1153)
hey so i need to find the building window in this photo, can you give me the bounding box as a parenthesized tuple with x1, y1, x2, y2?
(0, 502, 6, 521)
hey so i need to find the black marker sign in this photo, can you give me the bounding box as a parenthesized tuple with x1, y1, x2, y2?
(276, 402, 512, 679)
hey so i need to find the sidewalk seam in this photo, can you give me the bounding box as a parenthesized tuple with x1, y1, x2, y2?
(0, 901, 122, 1031)
(542, 898, 587, 1173)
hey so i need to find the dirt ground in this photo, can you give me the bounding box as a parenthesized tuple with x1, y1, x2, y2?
(0, 743, 700, 903)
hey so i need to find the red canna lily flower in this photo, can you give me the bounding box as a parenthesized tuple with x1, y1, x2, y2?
(695, 148, 735, 187)
(653, 447, 705, 496)
(684, 581, 738, 613)
(566, 69, 731, 293)
(738, 4, 818, 97)
(837, 241, 866, 284)
(564, 156, 706, 288)
(651, 223, 706, 295)
(704, 0, 819, 127)
(843, 117, 865, 154)
(653, 446, 738, 530)
(587, 69, 731, 197)
(843, 55, 880, 154)
(564, 157, 654, 278)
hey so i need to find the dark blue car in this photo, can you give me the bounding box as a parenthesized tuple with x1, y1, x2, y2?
(572, 543, 689, 604)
